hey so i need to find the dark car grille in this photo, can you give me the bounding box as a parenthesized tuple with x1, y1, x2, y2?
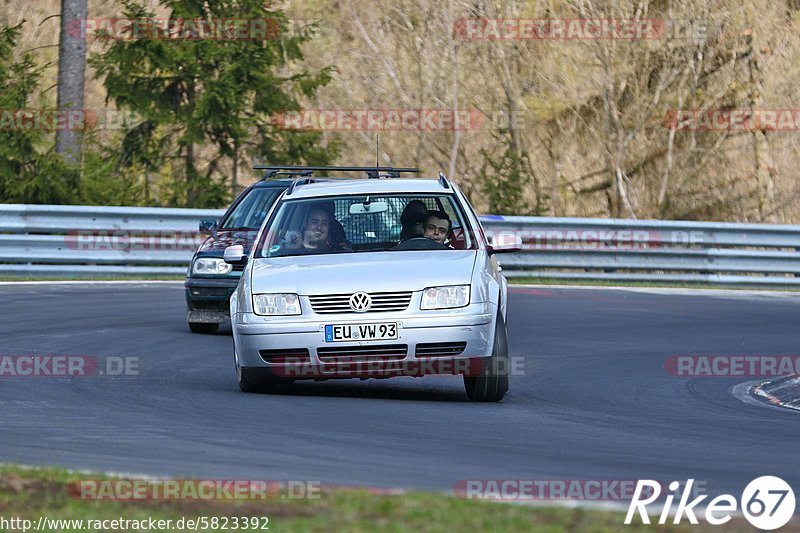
(308, 292, 413, 314)
(189, 287, 230, 298)
(259, 348, 310, 364)
(316, 344, 408, 363)
(415, 342, 467, 357)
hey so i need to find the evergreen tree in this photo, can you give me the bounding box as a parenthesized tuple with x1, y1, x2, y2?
(0, 23, 78, 204)
(479, 131, 544, 216)
(90, 0, 338, 208)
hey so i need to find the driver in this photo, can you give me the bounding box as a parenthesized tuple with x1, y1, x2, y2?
(278, 203, 335, 253)
(302, 206, 331, 250)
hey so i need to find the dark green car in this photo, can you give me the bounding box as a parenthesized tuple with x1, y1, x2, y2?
(185, 178, 291, 333)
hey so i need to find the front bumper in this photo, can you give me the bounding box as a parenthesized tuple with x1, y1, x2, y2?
(185, 276, 240, 323)
(233, 303, 496, 380)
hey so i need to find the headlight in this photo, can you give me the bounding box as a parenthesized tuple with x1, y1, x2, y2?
(192, 257, 232, 275)
(253, 293, 301, 316)
(420, 285, 470, 310)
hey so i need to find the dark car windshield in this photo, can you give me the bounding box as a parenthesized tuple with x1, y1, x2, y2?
(256, 194, 478, 258)
(220, 187, 283, 230)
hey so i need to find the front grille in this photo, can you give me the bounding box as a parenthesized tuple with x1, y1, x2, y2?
(317, 344, 407, 363)
(308, 292, 413, 314)
(259, 348, 310, 364)
(415, 342, 467, 357)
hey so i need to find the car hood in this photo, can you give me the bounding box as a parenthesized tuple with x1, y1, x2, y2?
(197, 229, 259, 256)
(250, 251, 477, 294)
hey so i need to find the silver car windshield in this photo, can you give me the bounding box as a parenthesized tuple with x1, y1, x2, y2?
(257, 194, 477, 257)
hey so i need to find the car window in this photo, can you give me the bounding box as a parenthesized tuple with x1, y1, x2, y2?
(220, 188, 283, 230)
(257, 194, 477, 257)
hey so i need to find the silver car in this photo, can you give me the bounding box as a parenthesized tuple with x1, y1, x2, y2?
(224, 169, 521, 402)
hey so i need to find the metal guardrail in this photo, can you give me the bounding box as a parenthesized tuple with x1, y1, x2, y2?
(2, 204, 800, 286)
(480, 216, 800, 287)
(0, 204, 224, 276)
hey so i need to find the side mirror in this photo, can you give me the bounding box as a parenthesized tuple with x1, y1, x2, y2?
(199, 219, 217, 235)
(487, 231, 523, 255)
(223, 245, 247, 265)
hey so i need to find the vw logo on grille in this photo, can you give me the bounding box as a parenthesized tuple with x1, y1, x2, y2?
(349, 292, 372, 312)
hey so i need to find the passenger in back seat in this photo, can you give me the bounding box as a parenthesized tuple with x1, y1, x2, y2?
(399, 200, 428, 241)
(329, 219, 353, 252)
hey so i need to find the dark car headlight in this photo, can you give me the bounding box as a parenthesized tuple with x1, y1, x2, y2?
(192, 257, 232, 275)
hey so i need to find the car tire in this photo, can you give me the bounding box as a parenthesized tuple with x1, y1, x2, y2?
(238, 368, 281, 394)
(189, 322, 219, 334)
(464, 312, 509, 402)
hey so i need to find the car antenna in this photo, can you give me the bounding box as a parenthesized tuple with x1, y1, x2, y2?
(375, 134, 379, 177)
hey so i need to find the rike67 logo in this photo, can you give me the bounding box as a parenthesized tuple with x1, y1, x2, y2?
(625, 477, 795, 529)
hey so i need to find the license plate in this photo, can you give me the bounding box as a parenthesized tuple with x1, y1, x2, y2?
(324, 323, 398, 342)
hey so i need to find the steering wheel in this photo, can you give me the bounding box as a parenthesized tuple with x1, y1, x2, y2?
(392, 237, 449, 251)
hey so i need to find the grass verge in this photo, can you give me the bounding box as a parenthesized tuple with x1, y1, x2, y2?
(0, 466, 764, 532)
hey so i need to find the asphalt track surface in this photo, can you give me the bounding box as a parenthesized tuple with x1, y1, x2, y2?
(1, 283, 798, 498)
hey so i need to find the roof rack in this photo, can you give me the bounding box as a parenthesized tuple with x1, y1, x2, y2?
(254, 165, 420, 180)
(286, 177, 318, 196)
